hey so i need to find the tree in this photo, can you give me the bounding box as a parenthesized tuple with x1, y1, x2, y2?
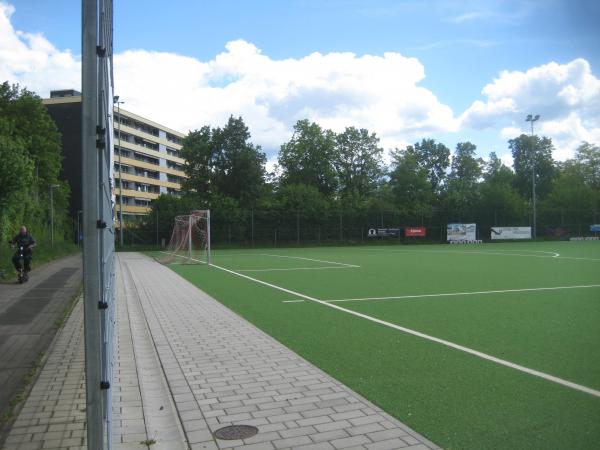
(212, 116, 266, 206)
(0, 117, 33, 241)
(275, 184, 331, 220)
(479, 152, 527, 224)
(443, 142, 483, 216)
(278, 120, 337, 197)
(509, 134, 556, 199)
(180, 126, 214, 204)
(406, 138, 450, 194)
(180, 116, 266, 206)
(544, 163, 597, 212)
(334, 127, 384, 205)
(0, 82, 68, 250)
(388, 148, 434, 218)
(573, 142, 600, 189)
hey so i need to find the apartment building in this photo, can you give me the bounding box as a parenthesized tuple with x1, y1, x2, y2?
(44, 90, 187, 227)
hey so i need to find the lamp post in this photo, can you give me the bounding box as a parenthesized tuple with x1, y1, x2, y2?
(50, 184, 59, 248)
(525, 114, 540, 239)
(114, 96, 125, 246)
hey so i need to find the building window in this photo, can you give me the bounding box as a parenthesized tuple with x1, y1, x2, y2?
(114, 164, 130, 173)
(166, 147, 180, 158)
(133, 152, 159, 165)
(115, 147, 130, 158)
(167, 161, 184, 171)
(166, 133, 182, 146)
(167, 174, 182, 184)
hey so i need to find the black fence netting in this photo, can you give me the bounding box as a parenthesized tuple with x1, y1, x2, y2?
(118, 207, 600, 248)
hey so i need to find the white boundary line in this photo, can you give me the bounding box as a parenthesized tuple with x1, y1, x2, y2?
(360, 247, 600, 262)
(259, 253, 360, 268)
(236, 266, 357, 272)
(161, 251, 600, 399)
(324, 284, 600, 303)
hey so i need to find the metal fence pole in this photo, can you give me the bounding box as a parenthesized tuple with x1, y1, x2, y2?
(82, 1, 104, 448)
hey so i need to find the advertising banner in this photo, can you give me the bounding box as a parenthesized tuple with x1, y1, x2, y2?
(367, 228, 400, 238)
(591, 224, 600, 232)
(491, 226, 532, 240)
(447, 223, 476, 242)
(405, 227, 426, 237)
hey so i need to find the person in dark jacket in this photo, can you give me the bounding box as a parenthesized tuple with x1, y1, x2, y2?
(10, 226, 36, 275)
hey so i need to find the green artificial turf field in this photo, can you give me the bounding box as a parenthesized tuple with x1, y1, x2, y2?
(153, 241, 600, 449)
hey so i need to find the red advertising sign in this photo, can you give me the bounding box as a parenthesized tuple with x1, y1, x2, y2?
(405, 227, 426, 237)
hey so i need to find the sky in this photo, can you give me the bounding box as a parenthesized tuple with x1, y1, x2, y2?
(2, 0, 600, 168)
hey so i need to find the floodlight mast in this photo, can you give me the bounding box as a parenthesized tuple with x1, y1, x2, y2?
(525, 114, 540, 239)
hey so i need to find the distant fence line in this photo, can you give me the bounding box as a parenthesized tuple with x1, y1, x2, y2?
(118, 207, 600, 248)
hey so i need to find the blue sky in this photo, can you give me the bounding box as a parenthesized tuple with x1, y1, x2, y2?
(4, 0, 600, 164)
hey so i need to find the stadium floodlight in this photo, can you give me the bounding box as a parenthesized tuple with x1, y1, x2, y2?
(525, 114, 541, 239)
(159, 210, 211, 265)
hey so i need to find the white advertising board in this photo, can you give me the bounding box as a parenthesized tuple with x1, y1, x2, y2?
(491, 227, 531, 240)
(447, 223, 476, 242)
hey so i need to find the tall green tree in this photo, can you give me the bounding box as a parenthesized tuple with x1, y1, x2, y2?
(0, 82, 68, 246)
(180, 116, 266, 206)
(278, 120, 337, 196)
(388, 148, 434, 218)
(543, 162, 597, 212)
(573, 142, 600, 189)
(212, 116, 266, 206)
(479, 152, 527, 223)
(180, 125, 214, 204)
(406, 138, 450, 193)
(509, 134, 556, 199)
(334, 127, 384, 205)
(443, 142, 483, 215)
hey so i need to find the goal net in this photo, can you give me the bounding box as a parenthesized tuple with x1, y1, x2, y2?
(159, 210, 211, 265)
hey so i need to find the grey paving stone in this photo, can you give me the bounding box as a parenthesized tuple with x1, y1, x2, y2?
(330, 434, 371, 449)
(366, 438, 409, 450)
(273, 435, 313, 449)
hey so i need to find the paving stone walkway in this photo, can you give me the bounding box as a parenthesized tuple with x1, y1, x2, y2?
(3, 252, 440, 450)
(0, 253, 82, 447)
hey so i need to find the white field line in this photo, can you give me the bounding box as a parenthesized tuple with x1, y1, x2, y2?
(360, 247, 600, 262)
(282, 300, 306, 303)
(236, 266, 357, 272)
(324, 284, 600, 303)
(162, 252, 600, 399)
(434, 250, 563, 259)
(259, 253, 360, 268)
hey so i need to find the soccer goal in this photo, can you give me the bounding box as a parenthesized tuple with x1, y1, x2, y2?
(159, 210, 211, 265)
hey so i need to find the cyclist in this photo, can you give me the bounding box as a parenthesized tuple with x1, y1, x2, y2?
(10, 226, 36, 281)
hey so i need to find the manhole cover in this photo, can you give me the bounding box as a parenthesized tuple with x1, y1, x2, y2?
(213, 425, 258, 440)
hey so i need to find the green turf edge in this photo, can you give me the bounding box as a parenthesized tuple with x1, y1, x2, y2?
(166, 260, 600, 450)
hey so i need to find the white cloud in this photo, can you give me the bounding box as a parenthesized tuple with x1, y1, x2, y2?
(0, 2, 80, 94)
(461, 59, 600, 160)
(114, 40, 459, 153)
(0, 2, 457, 157)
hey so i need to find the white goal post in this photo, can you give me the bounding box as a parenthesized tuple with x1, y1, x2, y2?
(160, 210, 211, 265)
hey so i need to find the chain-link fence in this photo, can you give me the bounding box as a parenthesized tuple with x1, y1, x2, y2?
(120, 207, 599, 249)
